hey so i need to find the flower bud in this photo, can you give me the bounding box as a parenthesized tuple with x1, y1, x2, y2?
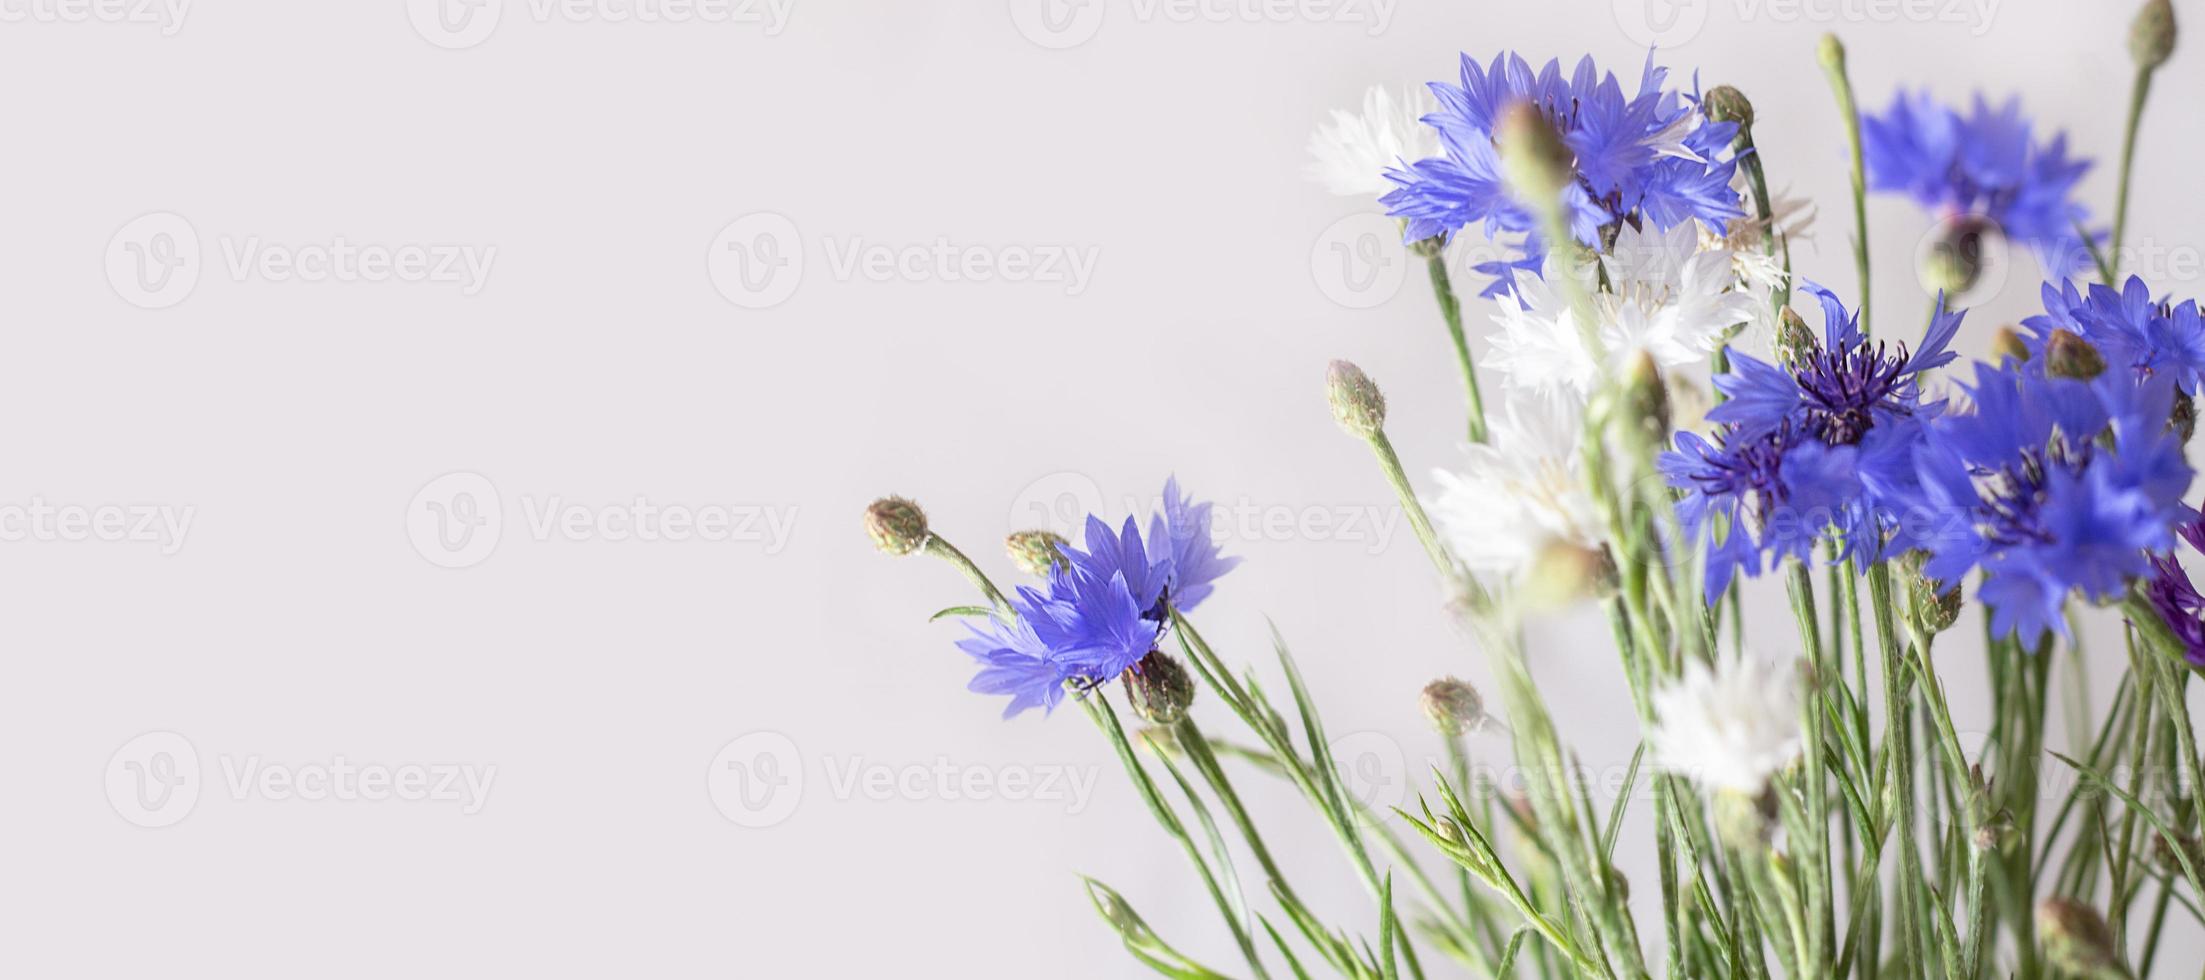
(1005, 529, 1069, 576)
(2046, 329, 2107, 380)
(864, 496, 930, 556)
(1123, 650, 1195, 726)
(1990, 325, 2031, 364)
(2037, 899, 2120, 977)
(1497, 102, 1574, 202)
(1326, 360, 1387, 439)
(1923, 214, 1991, 296)
(1816, 34, 1846, 73)
(1624, 350, 1672, 442)
(2173, 392, 2196, 443)
(1714, 787, 1778, 850)
(1702, 85, 1754, 129)
(1420, 677, 1489, 736)
(1774, 306, 1817, 372)
(1521, 539, 1619, 610)
(2132, 0, 2177, 70)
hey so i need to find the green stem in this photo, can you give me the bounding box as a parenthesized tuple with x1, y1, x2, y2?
(2108, 66, 2156, 282)
(1425, 252, 1489, 444)
(923, 535, 1010, 613)
(1819, 36, 1872, 337)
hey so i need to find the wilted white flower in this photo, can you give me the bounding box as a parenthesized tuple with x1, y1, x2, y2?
(1704, 185, 1814, 358)
(1426, 391, 1602, 577)
(1486, 223, 1759, 397)
(1649, 656, 1804, 794)
(1304, 85, 1440, 198)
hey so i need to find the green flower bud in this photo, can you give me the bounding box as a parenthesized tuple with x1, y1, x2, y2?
(1775, 306, 1817, 372)
(1520, 540, 1619, 611)
(1624, 351, 1672, 443)
(1714, 787, 1778, 851)
(1903, 553, 1963, 634)
(1990, 325, 2031, 364)
(1123, 651, 1195, 726)
(1326, 360, 1387, 439)
(1420, 677, 1489, 736)
(2046, 329, 2107, 380)
(1702, 85, 1754, 129)
(1005, 529, 1069, 576)
(2037, 899, 2121, 977)
(864, 496, 930, 556)
(1497, 102, 1574, 201)
(2133, 0, 2177, 70)
(1816, 34, 1847, 73)
(1923, 214, 1991, 296)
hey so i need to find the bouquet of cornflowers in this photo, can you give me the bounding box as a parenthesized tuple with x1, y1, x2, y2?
(867, 4, 2205, 977)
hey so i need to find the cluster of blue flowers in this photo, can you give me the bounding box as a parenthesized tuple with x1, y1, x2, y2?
(2023, 276, 2205, 392)
(1382, 52, 1743, 298)
(1862, 91, 2095, 279)
(1660, 284, 1961, 600)
(1910, 351, 2193, 641)
(1667, 279, 2199, 642)
(957, 479, 1240, 718)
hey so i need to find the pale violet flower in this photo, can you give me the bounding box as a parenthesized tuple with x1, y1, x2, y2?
(1305, 85, 1441, 199)
(1649, 656, 1803, 794)
(1426, 392, 1602, 577)
(1485, 223, 1760, 397)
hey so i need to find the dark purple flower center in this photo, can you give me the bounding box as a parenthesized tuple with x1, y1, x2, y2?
(1795, 338, 1917, 446)
(1968, 440, 2089, 548)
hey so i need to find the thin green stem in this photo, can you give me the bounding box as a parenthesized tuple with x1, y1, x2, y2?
(1819, 36, 1872, 337)
(1424, 252, 1489, 444)
(2108, 66, 2156, 282)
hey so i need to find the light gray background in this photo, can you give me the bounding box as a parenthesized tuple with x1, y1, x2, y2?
(5, 0, 2201, 975)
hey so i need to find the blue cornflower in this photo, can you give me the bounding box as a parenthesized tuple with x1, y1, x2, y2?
(1382, 52, 1742, 297)
(1862, 91, 2095, 278)
(952, 480, 1239, 718)
(2141, 514, 2205, 666)
(1662, 285, 1961, 598)
(1910, 362, 2193, 642)
(2021, 277, 2205, 393)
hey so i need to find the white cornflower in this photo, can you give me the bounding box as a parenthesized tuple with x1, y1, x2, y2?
(1649, 656, 1804, 794)
(1304, 85, 1440, 198)
(1486, 223, 1759, 397)
(1426, 391, 1602, 577)
(1703, 186, 1814, 359)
